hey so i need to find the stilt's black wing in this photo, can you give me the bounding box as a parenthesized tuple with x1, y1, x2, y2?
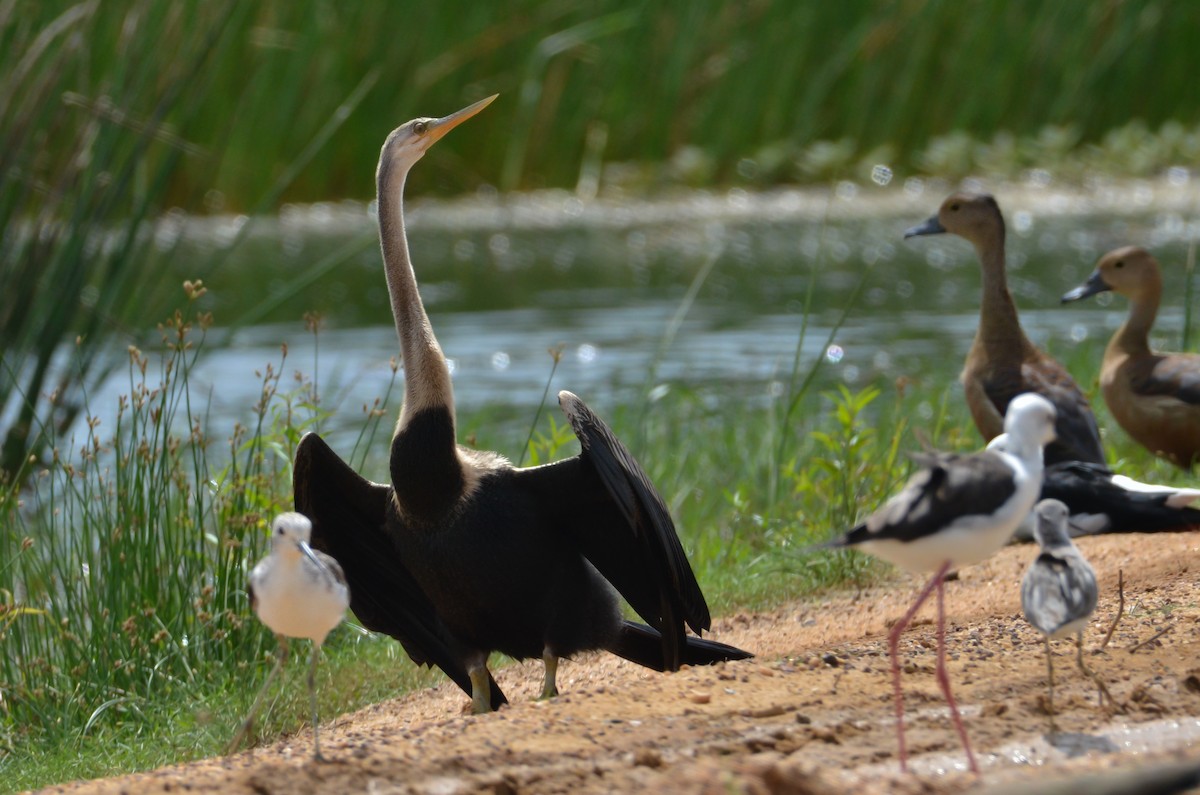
(293, 432, 507, 706)
(1042, 461, 1200, 535)
(539, 391, 712, 670)
(840, 450, 1017, 545)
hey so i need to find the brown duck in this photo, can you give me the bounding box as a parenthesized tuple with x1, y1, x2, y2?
(906, 192, 1106, 466)
(1062, 245, 1200, 468)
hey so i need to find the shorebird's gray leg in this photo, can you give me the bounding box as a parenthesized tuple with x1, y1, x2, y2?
(227, 635, 289, 754)
(1043, 635, 1057, 737)
(1075, 631, 1117, 710)
(308, 642, 326, 761)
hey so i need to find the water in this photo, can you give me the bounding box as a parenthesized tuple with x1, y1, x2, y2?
(88, 179, 1200, 450)
(854, 713, 1200, 778)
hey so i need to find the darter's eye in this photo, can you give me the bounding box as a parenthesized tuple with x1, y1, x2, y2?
(414, 121, 428, 135)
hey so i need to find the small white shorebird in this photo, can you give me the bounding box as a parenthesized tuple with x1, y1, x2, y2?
(1021, 498, 1115, 736)
(826, 392, 1057, 774)
(227, 512, 349, 760)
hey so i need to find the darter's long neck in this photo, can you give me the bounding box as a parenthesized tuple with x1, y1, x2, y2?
(376, 155, 455, 433)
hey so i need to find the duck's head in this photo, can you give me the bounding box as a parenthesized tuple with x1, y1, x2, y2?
(904, 192, 1004, 245)
(1061, 245, 1161, 305)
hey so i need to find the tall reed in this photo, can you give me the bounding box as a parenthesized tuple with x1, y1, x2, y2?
(0, 284, 412, 786)
(5, 1, 1199, 208)
(0, 1, 245, 483)
(1, 290, 279, 740)
(0, 1, 377, 483)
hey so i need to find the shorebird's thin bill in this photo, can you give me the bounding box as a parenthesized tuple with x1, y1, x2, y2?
(425, 95, 498, 145)
(298, 540, 325, 570)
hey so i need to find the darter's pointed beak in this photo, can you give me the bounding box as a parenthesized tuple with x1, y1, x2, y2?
(425, 94, 498, 146)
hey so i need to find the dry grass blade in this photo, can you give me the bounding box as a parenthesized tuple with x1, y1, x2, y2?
(1100, 568, 1124, 650)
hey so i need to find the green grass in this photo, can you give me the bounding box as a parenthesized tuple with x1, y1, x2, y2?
(4, 631, 445, 792)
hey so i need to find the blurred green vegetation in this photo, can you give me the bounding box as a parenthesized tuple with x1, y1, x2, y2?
(7, 0, 1200, 208)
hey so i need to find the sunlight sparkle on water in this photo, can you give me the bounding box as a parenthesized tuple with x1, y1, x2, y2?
(1013, 211, 1033, 234)
(454, 239, 475, 260)
(825, 344, 844, 364)
(871, 165, 893, 186)
(1027, 168, 1052, 187)
(576, 343, 598, 364)
(491, 351, 510, 371)
(488, 233, 510, 255)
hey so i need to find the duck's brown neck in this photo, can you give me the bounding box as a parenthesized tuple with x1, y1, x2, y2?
(1111, 289, 1159, 357)
(972, 229, 1033, 362)
(377, 154, 456, 435)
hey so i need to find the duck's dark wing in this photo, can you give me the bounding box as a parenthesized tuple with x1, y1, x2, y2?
(1129, 353, 1200, 405)
(843, 450, 1017, 545)
(293, 432, 507, 706)
(981, 359, 1106, 466)
(514, 391, 712, 671)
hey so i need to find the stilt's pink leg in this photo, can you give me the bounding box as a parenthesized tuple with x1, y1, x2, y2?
(934, 571, 979, 774)
(888, 560, 952, 774)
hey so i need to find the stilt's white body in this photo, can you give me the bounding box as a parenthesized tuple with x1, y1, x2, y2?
(858, 446, 1039, 572)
